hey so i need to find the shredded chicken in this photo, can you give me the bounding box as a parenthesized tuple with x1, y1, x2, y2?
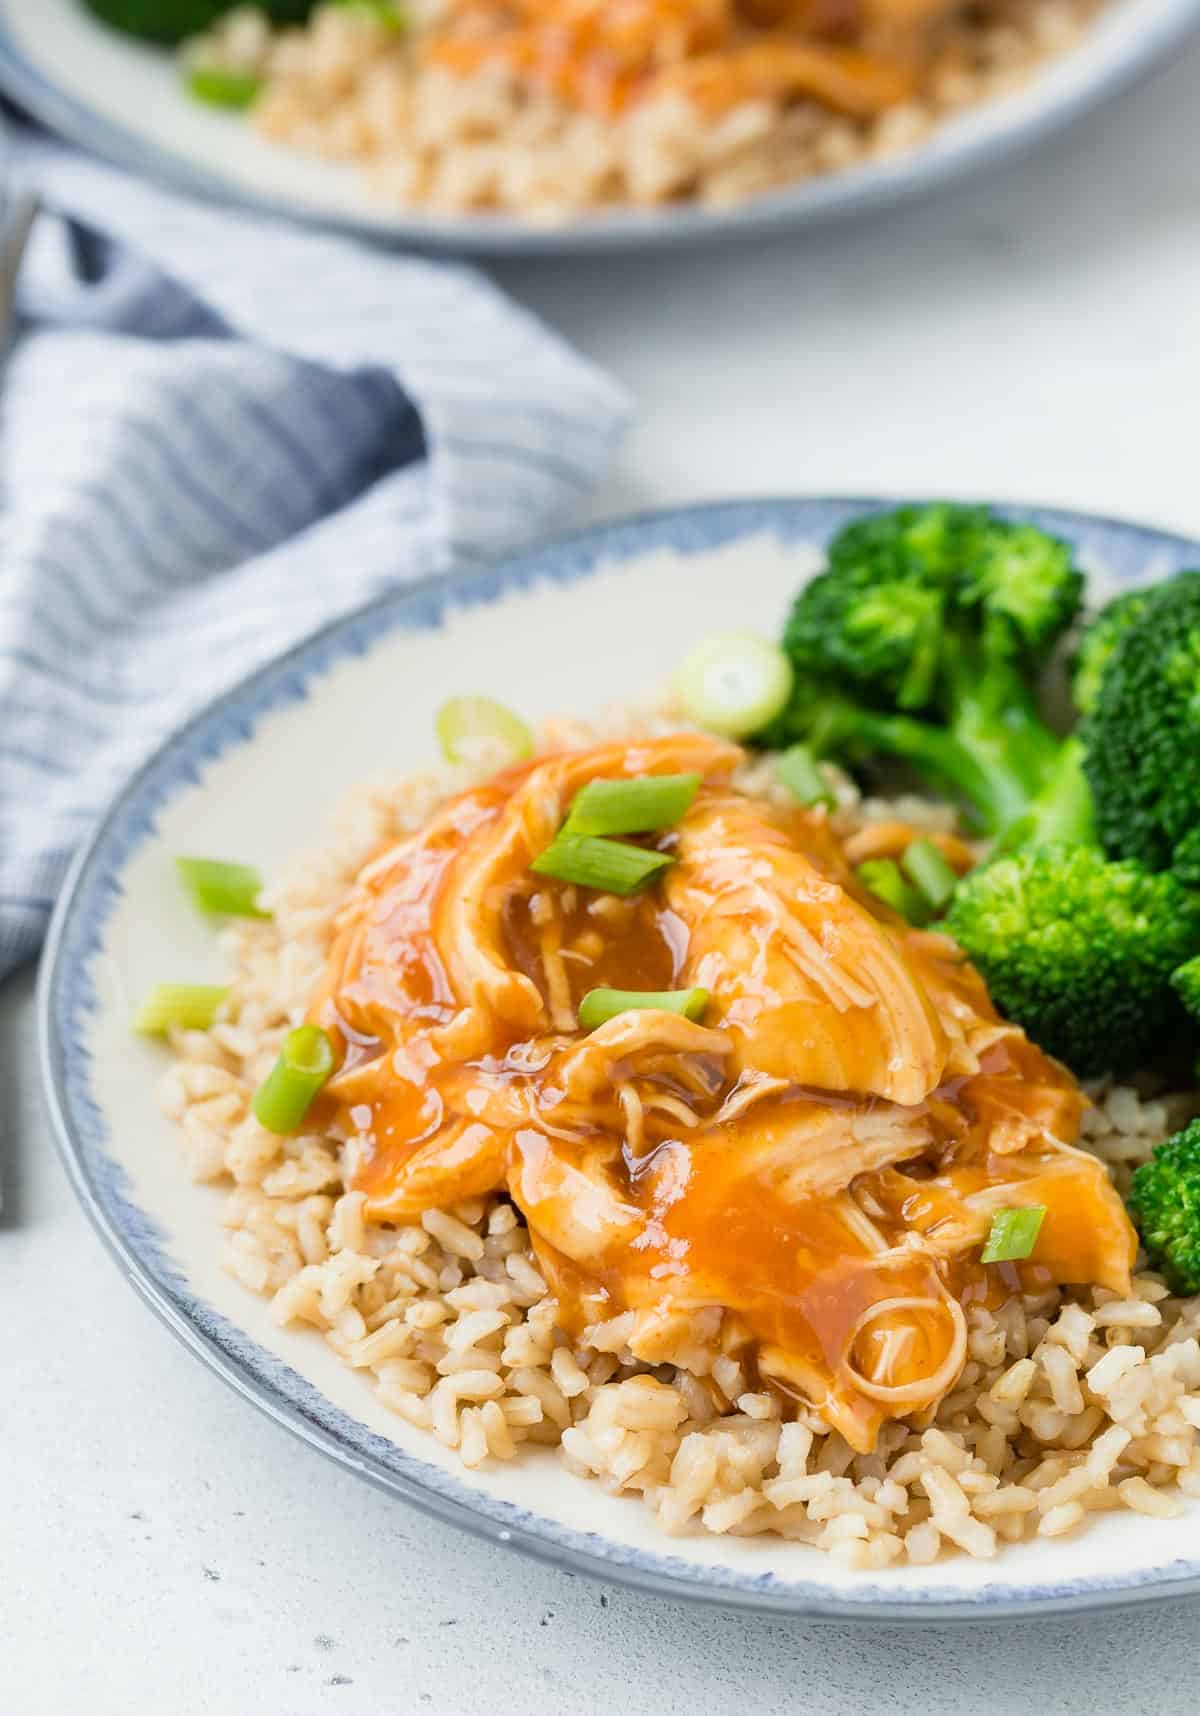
(308, 735, 1136, 1451)
(667, 792, 955, 1103)
(425, 0, 956, 120)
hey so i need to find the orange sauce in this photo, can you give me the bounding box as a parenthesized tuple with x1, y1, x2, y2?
(307, 735, 1137, 1450)
(420, 0, 931, 121)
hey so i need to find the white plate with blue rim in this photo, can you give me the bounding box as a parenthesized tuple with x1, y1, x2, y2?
(2, 0, 1200, 253)
(39, 496, 1200, 1619)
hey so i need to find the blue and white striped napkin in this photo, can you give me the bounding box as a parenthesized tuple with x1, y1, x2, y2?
(0, 141, 629, 977)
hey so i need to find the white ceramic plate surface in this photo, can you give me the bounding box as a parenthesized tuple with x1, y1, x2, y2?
(40, 497, 1200, 1617)
(3, 0, 1199, 252)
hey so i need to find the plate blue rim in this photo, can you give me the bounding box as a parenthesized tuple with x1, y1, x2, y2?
(38, 495, 1200, 1619)
(2, 1, 1199, 254)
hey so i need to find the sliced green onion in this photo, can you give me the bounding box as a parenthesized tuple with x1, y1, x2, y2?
(563, 773, 700, 838)
(578, 987, 710, 1031)
(776, 743, 834, 808)
(900, 838, 959, 914)
(531, 835, 673, 896)
(435, 695, 534, 767)
(981, 1205, 1047, 1264)
(185, 66, 263, 109)
(176, 857, 270, 919)
(252, 1025, 336, 1135)
(332, 0, 409, 26)
(134, 984, 229, 1036)
(675, 632, 794, 738)
(856, 858, 928, 925)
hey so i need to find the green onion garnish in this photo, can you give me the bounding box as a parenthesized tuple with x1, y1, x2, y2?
(185, 66, 263, 109)
(531, 835, 674, 896)
(563, 773, 700, 838)
(856, 858, 929, 925)
(776, 744, 834, 808)
(675, 633, 794, 738)
(900, 838, 959, 914)
(134, 984, 229, 1036)
(578, 987, 710, 1031)
(981, 1206, 1047, 1264)
(176, 857, 270, 919)
(252, 1025, 336, 1135)
(333, 0, 409, 26)
(435, 695, 534, 767)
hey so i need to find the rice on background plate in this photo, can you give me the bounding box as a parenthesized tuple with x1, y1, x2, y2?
(192, 0, 1103, 221)
(159, 700, 1200, 1570)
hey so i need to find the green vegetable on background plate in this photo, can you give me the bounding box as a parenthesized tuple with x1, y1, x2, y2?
(186, 65, 263, 108)
(83, 0, 314, 46)
(331, 0, 409, 26)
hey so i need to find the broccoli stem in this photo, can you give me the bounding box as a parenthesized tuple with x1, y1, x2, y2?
(781, 645, 1069, 839)
(867, 714, 1020, 833)
(992, 737, 1095, 855)
(942, 647, 1062, 823)
(943, 708, 1043, 831)
(811, 701, 1030, 835)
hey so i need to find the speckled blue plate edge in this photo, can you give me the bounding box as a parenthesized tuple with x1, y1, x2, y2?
(3, 0, 1200, 255)
(38, 495, 1200, 1619)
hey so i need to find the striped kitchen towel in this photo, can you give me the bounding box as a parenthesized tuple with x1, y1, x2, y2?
(0, 141, 630, 976)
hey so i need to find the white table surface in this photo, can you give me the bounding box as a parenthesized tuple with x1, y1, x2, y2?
(9, 33, 1200, 1713)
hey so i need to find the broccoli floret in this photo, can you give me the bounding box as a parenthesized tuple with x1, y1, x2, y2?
(827, 504, 992, 588)
(792, 504, 1080, 705)
(945, 844, 1200, 1075)
(958, 523, 1084, 663)
(791, 505, 988, 710)
(1172, 956, 1200, 1026)
(782, 565, 947, 713)
(84, 0, 312, 43)
(1128, 1120, 1200, 1294)
(771, 505, 1083, 832)
(1174, 829, 1200, 888)
(1071, 589, 1153, 717)
(1083, 570, 1200, 876)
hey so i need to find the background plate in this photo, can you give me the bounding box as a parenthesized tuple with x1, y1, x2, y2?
(39, 496, 1200, 1617)
(3, 0, 1200, 253)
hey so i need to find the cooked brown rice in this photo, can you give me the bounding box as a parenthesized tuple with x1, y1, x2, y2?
(159, 699, 1200, 1567)
(191, 1, 1103, 221)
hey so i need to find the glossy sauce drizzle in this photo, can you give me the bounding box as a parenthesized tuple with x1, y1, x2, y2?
(307, 735, 1136, 1449)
